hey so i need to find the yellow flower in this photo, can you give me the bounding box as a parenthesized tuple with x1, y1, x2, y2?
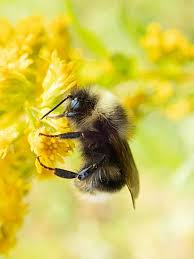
(122, 84, 147, 109)
(122, 87, 147, 119)
(46, 16, 71, 59)
(0, 169, 28, 254)
(0, 47, 33, 73)
(0, 69, 34, 127)
(147, 23, 162, 35)
(78, 58, 114, 85)
(165, 100, 191, 120)
(14, 16, 45, 55)
(0, 126, 19, 159)
(152, 80, 174, 104)
(162, 29, 181, 52)
(41, 51, 77, 108)
(141, 23, 194, 62)
(0, 16, 75, 255)
(29, 125, 75, 174)
(141, 23, 162, 61)
(29, 51, 77, 175)
(0, 18, 14, 46)
(0, 137, 32, 254)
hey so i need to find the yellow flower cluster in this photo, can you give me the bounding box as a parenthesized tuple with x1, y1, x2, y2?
(141, 23, 194, 62)
(41, 51, 77, 107)
(0, 16, 77, 254)
(165, 99, 193, 120)
(0, 137, 33, 254)
(115, 24, 194, 120)
(0, 15, 76, 170)
(121, 78, 194, 121)
(0, 126, 19, 159)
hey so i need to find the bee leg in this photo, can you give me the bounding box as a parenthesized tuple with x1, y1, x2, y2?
(77, 165, 94, 180)
(54, 168, 77, 179)
(47, 111, 81, 119)
(77, 155, 106, 180)
(39, 132, 83, 139)
(37, 157, 77, 179)
(47, 114, 66, 119)
(39, 130, 103, 139)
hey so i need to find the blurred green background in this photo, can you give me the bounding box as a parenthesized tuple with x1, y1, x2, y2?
(1, 0, 194, 258)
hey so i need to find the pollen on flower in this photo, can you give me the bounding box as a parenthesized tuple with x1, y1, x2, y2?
(29, 127, 75, 175)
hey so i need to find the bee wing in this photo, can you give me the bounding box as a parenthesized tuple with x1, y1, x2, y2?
(109, 133, 140, 209)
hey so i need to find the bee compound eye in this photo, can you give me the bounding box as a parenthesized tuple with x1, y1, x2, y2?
(71, 97, 80, 109)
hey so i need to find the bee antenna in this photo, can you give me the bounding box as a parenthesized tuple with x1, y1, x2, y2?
(40, 95, 72, 120)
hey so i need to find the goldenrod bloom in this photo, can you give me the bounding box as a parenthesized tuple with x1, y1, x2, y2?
(41, 51, 77, 108)
(0, 126, 19, 159)
(14, 16, 45, 55)
(46, 16, 71, 59)
(0, 137, 33, 254)
(165, 100, 192, 120)
(141, 23, 194, 63)
(0, 47, 33, 72)
(0, 16, 76, 255)
(29, 124, 75, 174)
(0, 18, 13, 46)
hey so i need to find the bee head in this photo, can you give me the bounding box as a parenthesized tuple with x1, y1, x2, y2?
(67, 88, 98, 123)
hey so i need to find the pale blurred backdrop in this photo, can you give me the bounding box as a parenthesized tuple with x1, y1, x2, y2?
(1, 0, 194, 258)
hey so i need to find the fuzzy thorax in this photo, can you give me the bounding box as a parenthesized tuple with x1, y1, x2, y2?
(69, 86, 130, 138)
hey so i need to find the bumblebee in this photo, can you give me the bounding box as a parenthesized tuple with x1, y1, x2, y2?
(39, 87, 139, 208)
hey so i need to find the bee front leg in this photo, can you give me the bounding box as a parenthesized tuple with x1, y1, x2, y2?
(37, 157, 77, 179)
(39, 132, 83, 139)
(77, 155, 106, 181)
(55, 168, 77, 179)
(47, 111, 82, 119)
